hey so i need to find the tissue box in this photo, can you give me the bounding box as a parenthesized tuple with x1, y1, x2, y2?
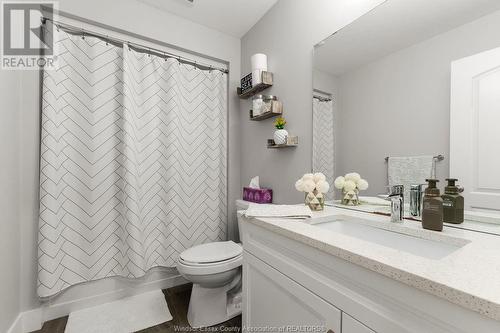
(243, 187, 273, 204)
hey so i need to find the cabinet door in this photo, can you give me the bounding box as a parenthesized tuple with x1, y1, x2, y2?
(243, 252, 341, 333)
(342, 313, 375, 333)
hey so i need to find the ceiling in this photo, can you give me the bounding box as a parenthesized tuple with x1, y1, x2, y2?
(136, 0, 278, 38)
(314, 0, 500, 76)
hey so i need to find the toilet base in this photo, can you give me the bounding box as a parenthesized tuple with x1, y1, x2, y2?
(187, 274, 242, 328)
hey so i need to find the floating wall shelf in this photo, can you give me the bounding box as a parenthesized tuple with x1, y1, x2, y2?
(249, 100, 283, 121)
(267, 143, 298, 149)
(267, 137, 298, 149)
(237, 71, 273, 99)
(250, 110, 282, 121)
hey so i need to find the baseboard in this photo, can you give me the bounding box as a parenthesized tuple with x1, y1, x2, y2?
(17, 273, 186, 333)
(6, 314, 23, 333)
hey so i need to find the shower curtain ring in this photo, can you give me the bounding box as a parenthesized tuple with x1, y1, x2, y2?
(81, 29, 85, 40)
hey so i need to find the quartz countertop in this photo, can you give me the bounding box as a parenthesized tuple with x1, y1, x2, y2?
(239, 205, 500, 321)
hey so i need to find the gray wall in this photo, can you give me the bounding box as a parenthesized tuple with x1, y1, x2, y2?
(240, 0, 384, 204)
(0, 71, 21, 332)
(335, 9, 500, 196)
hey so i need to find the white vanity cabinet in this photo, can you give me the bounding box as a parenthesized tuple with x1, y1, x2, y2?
(342, 313, 375, 333)
(244, 251, 342, 333)
(240, 217, 500, 333)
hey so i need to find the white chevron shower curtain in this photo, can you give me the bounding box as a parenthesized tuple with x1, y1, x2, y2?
(38, 29, 227, 297)
(312, 97, 334, 201)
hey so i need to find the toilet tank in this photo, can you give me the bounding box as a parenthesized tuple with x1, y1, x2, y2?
(235, 200, 250, 242)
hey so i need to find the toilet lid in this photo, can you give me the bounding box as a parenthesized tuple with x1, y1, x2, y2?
(180, 241, 242, 264)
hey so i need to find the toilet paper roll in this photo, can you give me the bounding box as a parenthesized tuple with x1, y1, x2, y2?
(251, 53, 267, 71)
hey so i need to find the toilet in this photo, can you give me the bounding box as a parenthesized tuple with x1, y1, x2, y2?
(177, 200, 249, 328)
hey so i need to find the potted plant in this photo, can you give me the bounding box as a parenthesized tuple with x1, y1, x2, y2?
(273, 116, 288, 145)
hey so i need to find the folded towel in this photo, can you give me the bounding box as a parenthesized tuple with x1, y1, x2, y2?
(244, 204, 312, 219)
(388, 155, 434, 201)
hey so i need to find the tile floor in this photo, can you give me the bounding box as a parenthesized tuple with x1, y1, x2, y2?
(31, 283, 242, 333)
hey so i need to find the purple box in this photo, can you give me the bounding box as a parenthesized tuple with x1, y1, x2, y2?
(243, 187, 273, 204)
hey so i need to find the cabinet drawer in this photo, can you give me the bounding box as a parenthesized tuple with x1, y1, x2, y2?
(342, 313, 376, 333)
(243, 251, 341, 333)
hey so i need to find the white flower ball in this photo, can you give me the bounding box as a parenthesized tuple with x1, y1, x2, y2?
(302, 173, 314, 181)
(317, 180, 330, 193)
(313, 172, 326, 183)
(295, 179, 305, 192)
(345, 172, 361, 183)
(334, 176, 345, 189)
(303, 179, 316, 192)
(357, 179, 369, 191)
(344, 180, 356, 192)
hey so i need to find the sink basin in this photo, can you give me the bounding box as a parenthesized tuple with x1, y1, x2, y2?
(313, 217, 467, 259)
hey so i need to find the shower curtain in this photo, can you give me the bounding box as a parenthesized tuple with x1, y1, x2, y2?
(312, 96, 334, 201)
(38, 28, 227, 297)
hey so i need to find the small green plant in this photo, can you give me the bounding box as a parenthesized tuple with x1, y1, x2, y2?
(274, 117, 286, 129)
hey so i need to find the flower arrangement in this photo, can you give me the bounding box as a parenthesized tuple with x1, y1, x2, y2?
(274, 116, 286, 129)
(334, 172, 368, 206)
(295, 173, 330, 211)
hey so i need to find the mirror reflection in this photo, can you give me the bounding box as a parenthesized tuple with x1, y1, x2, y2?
(312, 0, 500, 235)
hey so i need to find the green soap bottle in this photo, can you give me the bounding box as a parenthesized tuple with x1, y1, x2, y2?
(422, 179, 443, 231)
(442, 178, 464, 224)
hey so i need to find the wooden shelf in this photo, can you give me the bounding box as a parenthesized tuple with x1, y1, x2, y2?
(267, 137, 298, 149)
(237, 71, 273, 99)
(250, 110, 282, 121)
(267, 143, 298, 149)
(249, 100, 283, 121)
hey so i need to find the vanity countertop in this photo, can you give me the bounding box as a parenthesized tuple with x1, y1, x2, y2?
(239, 205, 500, 321)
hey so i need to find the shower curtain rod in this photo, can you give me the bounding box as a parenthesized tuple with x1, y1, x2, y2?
(313, 95, 332, 102)
(41, 17, 229, 74)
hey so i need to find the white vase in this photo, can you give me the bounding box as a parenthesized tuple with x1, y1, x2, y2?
(273, 129, 288, 145)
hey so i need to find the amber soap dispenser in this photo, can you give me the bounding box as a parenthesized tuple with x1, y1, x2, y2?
(442, 178, 464, 224)
(422, 179, 443, 231)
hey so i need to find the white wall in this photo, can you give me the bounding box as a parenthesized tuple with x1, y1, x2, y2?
(15, 0, 242, 327)
(240, 0, 385, 204)
(313, 69, 338, 96)
(0, 71, 21, 332)
(335, 9, 500, 195)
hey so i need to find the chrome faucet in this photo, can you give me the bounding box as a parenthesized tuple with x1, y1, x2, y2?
(387, 185, 404, 222)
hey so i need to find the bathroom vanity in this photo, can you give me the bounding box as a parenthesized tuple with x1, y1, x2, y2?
(238, 208, 500, 333)
(239, 1, 500, 331)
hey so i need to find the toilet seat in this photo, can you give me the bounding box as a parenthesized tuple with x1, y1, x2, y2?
(180, 241, 242, 264)
(177, 241, 243, 276)
(178, 253, 242, 275)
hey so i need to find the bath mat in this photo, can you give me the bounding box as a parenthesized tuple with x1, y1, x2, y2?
(64, 290, 172, 333)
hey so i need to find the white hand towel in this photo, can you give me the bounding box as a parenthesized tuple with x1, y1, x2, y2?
(388, 155, 434, 201)
(244, 204, 312, 219)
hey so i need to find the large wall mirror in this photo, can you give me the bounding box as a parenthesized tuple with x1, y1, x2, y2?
(312, 0, 500, 234)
